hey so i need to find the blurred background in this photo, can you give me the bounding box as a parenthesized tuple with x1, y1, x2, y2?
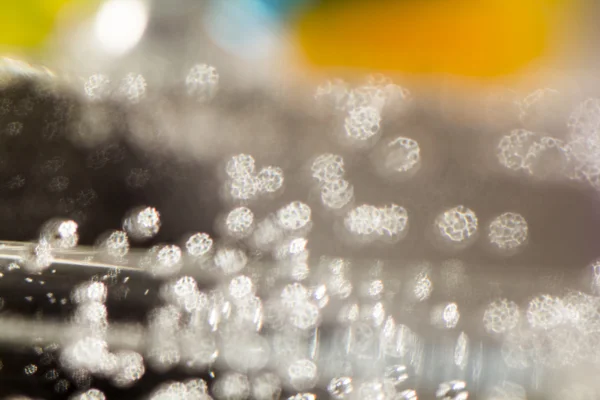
(0, 0, 600, 399)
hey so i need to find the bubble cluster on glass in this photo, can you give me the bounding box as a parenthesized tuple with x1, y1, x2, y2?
(4, 58, 600, 400)
(224, 154, 284, 202)
(343, 203, 409, 244)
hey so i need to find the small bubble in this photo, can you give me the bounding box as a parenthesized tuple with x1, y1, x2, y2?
(118, 73, 146, 104)
(225, 207, 254, 238)
(257, 166, 284, 194)
(377, 204, 409, 241)
(397, 389, 418, 400)
(226, 154, 256, 179)
(356, 379, 396, 400)
(24, 364, 38, 375)
(344, 204, 382, 241)
(45, 369, 59, 381)
(212, 372, 251, 400)
(97, 230, 129, 261)
(311, 153, 345, 185)
(6, 174, 25, 190)
(228, 175, 259, 201)
(454, 332, 469, 370)
(185, 378, 209, 396)
(434, 206, 478, 245)
(320, 179, 354, 209)
(0, 98, 11, 115)
(381, 136, 421, 174)
(22, 239, 54, 272)
(14, 97, 34, 117)
(214, 247, 248, 275)
(328, 377, 353, 399)
(84, 74, 111, 101)
(41, 157, 65, 175)
(40, 219, 78, 249)
(126, 168, 151, 188)
(431, 302, 460, 329)
(496, 129, 538, 173)
(5, 121, 23, 136)
(55, 379, 71, 393)
(186, 64, 219, 101)
(228, 275, 255, 300)
(344, 106, 381, 142)
(526, 294, 564, 329)
(71, 388, 106, 400)
(71, 281, 107, 304)
(436, 380, 468, 400)
(287, 394, 316, 400)
(277, 201, 312, 232)
(123, 206, 161, 241)
(287, 359, 318, 391)
(185, 232, 213, 258)
(488, 212, 528, 253)
(111, 350, 145, 388)
(142, 245, 182, 278)
(315, 79, 350, 110)
(252, 372, 281, 400)
(483, 298, 520, 334)
(384, 364, 409, 387)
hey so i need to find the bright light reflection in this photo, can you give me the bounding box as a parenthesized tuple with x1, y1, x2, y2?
(95, 0, 149, 56)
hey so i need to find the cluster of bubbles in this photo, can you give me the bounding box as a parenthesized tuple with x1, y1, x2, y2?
(61, 280, 146, 389)
(224, 154, 284, 202)
(481, 285, 600, 370)
(8, 64, 600, 400)
(21, 218, 79, 272)
(496, 129, 571, 180)
(495, 97, 600, 190)
(84, 73, 148, 105)
(85, 67, 220, 105)
(310, 153, 354, 210)
(342, 203, 409, 244)
(433, 207, 529, 254)
(315, 76, 410, 147)
(148, 379, 212, 400)
(6, 200, 559, 400)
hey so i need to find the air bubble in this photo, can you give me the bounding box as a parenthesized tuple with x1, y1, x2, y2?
(327, 377, 353, 399)
(488, 212, 528, 253)
(186, 64, 219, 101)
(123, 206, 161, 241)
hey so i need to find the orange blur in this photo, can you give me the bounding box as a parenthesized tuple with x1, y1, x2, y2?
(294, 0, 578, 79)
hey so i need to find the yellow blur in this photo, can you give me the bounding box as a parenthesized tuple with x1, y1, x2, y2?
(0, 0, 95, 50)
(294, 0, 579, 78)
